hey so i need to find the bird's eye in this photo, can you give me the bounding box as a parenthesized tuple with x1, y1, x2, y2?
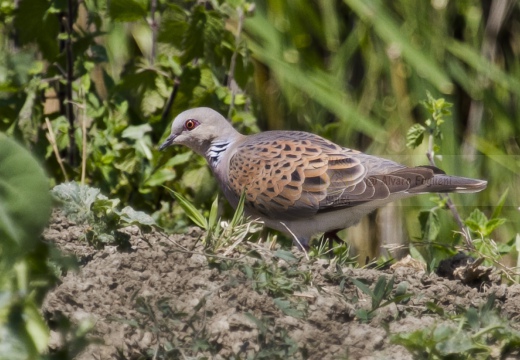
(184, 119, 199, 131)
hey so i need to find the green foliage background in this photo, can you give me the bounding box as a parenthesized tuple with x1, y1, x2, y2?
(1, 0, 519, 249)
(0, 0, 519, 357)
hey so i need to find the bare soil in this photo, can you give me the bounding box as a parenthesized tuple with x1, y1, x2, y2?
(42, 211, 520, 359)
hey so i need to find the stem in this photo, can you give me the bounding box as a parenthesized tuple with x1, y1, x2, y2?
(80, 90, 87, 184)
(161, 77, 180, 124)
(150, 0, 158, 65)
(227, 8, 244, 120)
(45, 118, 69, 182)
(427, 133, 474, 250)
(65, 0, 77, 166)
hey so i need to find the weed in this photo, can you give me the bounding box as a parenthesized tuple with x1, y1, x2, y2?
(392, 295, 520, 359)
(352, 275, 412, 322)
(51, 182, 156, 249)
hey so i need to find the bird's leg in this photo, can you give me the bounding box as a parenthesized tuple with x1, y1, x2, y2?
(323, 230, 346, 254)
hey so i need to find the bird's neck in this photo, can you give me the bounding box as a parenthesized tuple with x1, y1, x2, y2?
(204, 133, 246, 168)
(206, 140, 232, 167)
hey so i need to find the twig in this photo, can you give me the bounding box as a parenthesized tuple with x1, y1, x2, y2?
(161, 77, 180, 125)
(227, 7, 244, 120)
(280, 222, 309, 260)
(426, 133, 474, 250)
(45, 117, 69, 182)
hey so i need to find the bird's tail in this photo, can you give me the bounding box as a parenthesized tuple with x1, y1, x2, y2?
(406, 167, 487, 194)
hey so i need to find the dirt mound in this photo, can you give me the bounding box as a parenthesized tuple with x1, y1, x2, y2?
(42, 211, 520, 359)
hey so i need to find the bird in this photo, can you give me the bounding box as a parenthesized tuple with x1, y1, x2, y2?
(160, 107, 487, 250)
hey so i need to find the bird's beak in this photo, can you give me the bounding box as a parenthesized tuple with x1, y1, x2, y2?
(159, 134, 177, 151)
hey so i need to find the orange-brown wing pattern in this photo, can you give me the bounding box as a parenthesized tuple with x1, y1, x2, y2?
(228, 131, 367, 219)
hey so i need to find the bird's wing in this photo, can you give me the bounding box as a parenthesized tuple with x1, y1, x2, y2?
(227, 131, 436, 219)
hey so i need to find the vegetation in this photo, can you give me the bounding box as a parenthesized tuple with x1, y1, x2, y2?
(1, 0, 519, 358)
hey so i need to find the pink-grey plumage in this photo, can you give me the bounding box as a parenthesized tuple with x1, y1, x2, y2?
(160, 107, 487, 249)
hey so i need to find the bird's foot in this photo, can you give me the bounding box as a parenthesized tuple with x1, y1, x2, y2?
(323, 230, 346, 256)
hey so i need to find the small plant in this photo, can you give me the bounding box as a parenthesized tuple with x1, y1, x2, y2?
(244, 313, 300, 359)
(167, 188, 262, 252)
(406, 94, 513, 277)
(351, 276, 412, 322)
(51, 182, 157, 248)
(392, 295, 520, 359)
(310, 236, 358, 268)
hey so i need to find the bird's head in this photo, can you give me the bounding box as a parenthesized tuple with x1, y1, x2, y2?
(159, 107, 239, 156)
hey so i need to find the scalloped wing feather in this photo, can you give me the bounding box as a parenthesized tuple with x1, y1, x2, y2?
(228, 131, 415, 219)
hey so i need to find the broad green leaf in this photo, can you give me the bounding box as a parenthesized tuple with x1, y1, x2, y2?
(167, 189, 207, 229)
(181, 6, 207, 64)
(436, 333, 475, 355)
(464, 209, 487, 233)
(108, 0, 147, 22)
(164, 152, 193, 168)
(122, 124, 152, 140)
(406, 124, 426, 149)
(157, 4, 188, 48)
(91, 198, 120, 214)
(118, 206, 157, 227)
(13, 0, 59, 61)
(144, 168, 176, 187)
(274, 250, 298, 263)
(0, 134, 52, 254)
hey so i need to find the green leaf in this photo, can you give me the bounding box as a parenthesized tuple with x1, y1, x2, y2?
(273, 298, 304, 318)
(143, 168, 176, 187)
(0, 134, 52, 254)
(163, 152, 193, 168)
(372, 276, 388, 308)
(418, 210, 440, 242)
(482, 218, 506, 237)
(91, 197, 120, 215)
(464, 209, 488, 233)
(351, 278, 373, 298)
(406, 124, 426, 149)
(52, 182, 104, 223)
(229, 191, 246, 229)
(167, 188, 208, 229)
(491, 189, 509, 220)
(23, 300, 49, 353)
(14, 0, 60, 61)
(208, 196, 219, 229)
(181, 6, 207, 64)
(118, 206, 157, 227)
(436, 333, 475, 355)
(274, 250, 298, 263)
(108, 0, 147, 22)
(122, 124, 152, 140)
(158, 4, 189, 48)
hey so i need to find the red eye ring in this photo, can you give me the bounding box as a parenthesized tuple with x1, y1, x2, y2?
(184, 119, 199, 131)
